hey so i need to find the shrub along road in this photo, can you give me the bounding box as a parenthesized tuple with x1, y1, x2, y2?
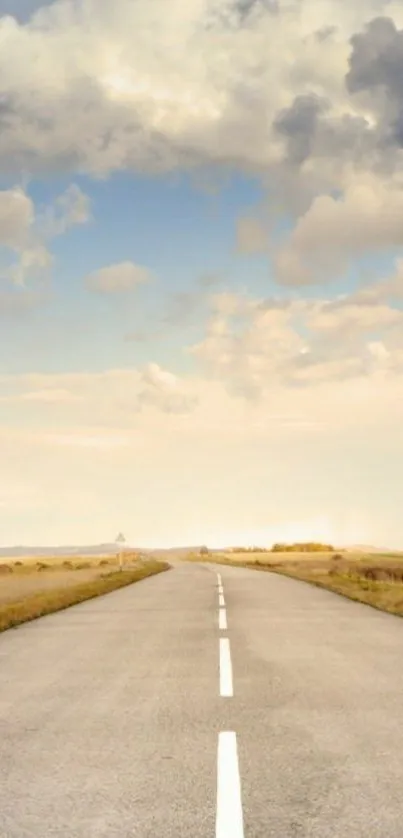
(1, 560, 403, 836)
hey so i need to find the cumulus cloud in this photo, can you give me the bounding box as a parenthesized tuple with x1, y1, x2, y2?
(3, 2, 403, 548)
(138, 362, 198, 413)
(274, 176, 403, 286)
(6, 243, 53, 286)
(85, 261, 152, 293)
(1, 3, 403, 311)
(0, 0, 400, 192)
(0, 184, 90, 255)
(346, 16, 403, 149)
(0, 186, 52, 292)
(190, 288, 403, 397)
(0, 181, 90, 299)
(274, 93, 330, 167)
(37, 183, 91, 238)
(0, 187, 34, 248)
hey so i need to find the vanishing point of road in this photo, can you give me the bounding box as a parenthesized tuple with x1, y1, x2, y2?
(1, 561, 403, 837)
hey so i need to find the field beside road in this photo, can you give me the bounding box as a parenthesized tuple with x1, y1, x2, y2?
(185, 549, 403, 617)
(0, 551, 142, 603)
(269, 553, 403, 618)
(0, 555, 170, 632)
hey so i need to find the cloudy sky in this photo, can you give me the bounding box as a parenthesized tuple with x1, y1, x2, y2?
(1, 0, 403, 548)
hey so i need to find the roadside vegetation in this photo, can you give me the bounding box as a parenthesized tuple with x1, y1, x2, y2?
(0, 558, 170, 633)
(184, 548, 403, 618)
(271, 542, 335, 552)
(267, 556, 403, 617)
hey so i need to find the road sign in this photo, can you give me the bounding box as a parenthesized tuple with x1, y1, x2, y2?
(115, 533, 126, 570)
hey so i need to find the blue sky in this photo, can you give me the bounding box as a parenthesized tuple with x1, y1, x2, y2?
(0, 170, 272, 375)
(1, 0, 403, 548)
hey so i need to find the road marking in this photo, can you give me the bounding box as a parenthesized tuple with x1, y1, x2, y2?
(216, 732, 244, 838)
(217, 572, 222, 585)
(218, 584, 223, 594)
(219, 608, 228, 630)
(219, 592, 225, 607)
(219, 638, 233, 697)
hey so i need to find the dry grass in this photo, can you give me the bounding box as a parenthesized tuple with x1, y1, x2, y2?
(0, 552, 141, 582)
(0, 553, 124, 572)
(271, 562, 403, 618)
(0, 568, 103, 605)
(0, 552, 151, 608)
(222, 550, 342, 563)
(184, 550, 403, 617)
(0, 560, 170, 633)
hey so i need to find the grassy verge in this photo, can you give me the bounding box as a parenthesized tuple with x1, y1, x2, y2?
(0, 561, 170, 633)
(183, 552, 403, 618)
(268, 566, 403, 618)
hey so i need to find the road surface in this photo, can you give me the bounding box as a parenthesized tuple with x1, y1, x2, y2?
(1, 561, 403, 837)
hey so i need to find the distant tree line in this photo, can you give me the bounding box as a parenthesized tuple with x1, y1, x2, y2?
(199, 543, 335, 555)
(271, 542, 334, 553)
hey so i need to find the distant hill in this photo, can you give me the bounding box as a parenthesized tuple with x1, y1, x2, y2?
(0, 543, 137, 558)
(0, 543, 219, 558)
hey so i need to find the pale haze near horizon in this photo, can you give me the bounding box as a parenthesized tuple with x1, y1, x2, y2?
(1, 0, 403, 550)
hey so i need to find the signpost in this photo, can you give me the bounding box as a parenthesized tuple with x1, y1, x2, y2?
(115, 532, 126, 572)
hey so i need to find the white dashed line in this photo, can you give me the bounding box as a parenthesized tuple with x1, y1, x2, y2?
(219, 637, 233, 697)
(216, 732, 244, 838)
(217, 573, 222, 585)
(219, 592, 225, 607)
(219, 608, 228, 631)
(218, 584, 224, 594)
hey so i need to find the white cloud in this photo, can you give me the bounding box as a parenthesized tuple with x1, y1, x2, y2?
(307, 300, 403, 332)
(0, 0, 399, 190)
(1, 1, 403, 548)
(0, 181, 90, 293)
(138, 362, 198, 414)
(37, 183, 92, 238)
(190, 289, 403, 396)
(6, 243, 53, 286)
(0, 187, 34, 249)
(275, 177, 403, 286)
(85, 261, 152, 293)
(367, 341, 389, 361)
(1, 1, 403, 297)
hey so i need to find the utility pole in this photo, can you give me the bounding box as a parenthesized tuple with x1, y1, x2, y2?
(115, 532, 126, 572)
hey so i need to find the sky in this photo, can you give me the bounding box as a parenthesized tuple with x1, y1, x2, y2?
(1, 0, 403, 549)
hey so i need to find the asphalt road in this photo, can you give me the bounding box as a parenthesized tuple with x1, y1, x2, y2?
(1, 561, 403, 837)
